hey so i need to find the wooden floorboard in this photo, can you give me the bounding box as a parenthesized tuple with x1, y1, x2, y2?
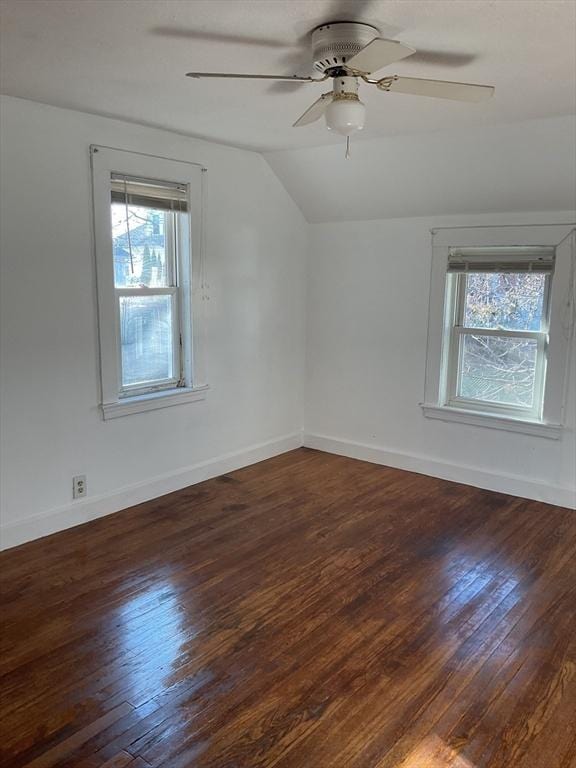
(0, 448, 575, 767)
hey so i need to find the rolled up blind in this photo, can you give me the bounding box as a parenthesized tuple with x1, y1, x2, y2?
(448, 247, 555, 273)
(111, 173, 188, 212)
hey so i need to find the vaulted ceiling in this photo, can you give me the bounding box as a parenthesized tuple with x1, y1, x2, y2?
(265, 115, 576, 222)
(1, 0, 575, 152)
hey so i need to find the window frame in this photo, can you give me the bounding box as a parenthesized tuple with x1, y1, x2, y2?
(422, 224, 575, 439)
(91, 145, 208, 419)
(442, 270, 552, 421)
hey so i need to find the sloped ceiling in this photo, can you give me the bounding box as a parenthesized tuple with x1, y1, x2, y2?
(265, 115, 576, 222)
(1, 0, 575, 152)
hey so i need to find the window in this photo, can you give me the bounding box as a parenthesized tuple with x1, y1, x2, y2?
(443, 249, 553, 421)
(422, 225, 575, 438)
(91, 147, 208, 419)
(111, 176, 187, 395)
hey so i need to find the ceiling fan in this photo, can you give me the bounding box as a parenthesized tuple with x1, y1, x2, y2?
(186, 22, 495, 156)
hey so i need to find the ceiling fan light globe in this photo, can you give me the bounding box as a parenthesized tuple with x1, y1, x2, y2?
(325, 98, 366, 136)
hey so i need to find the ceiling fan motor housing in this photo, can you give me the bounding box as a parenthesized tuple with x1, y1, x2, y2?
(312, 22, 379, 74)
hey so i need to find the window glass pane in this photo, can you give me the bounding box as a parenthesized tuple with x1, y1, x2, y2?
(111, 203, 171, 288)
(463, 273, 546, 331)
(120, 295, 174, 387)
(458, 334, 537, 407)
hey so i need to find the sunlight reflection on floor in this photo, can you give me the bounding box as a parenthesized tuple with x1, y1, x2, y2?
(399, 733, 475, 767)
(116, 579, 188, 697)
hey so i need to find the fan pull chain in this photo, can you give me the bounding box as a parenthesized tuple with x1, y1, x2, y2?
(345, 136, 351, 160)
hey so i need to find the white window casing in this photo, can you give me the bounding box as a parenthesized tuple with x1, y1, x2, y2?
(91, 145, 209, 419)
(422, 224, 575, 439)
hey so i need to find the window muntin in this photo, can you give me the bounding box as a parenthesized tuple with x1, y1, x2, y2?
(109, 175, 189, 396)
(444, 264, 553, 420)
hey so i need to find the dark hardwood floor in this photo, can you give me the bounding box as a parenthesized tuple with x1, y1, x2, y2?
(1, 448, 575, 767)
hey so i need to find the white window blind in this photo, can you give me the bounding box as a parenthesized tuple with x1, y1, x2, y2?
(110, 174, 188, 212)
(447, 247, 555, 273)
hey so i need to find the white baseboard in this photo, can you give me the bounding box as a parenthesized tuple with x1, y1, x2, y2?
(304, 432, 576, 510)
(0, 432, 303, 550)
(4, 429, 572, 551)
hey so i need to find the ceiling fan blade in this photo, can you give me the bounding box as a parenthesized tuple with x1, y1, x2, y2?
(378, 76, 494, 102)
(408, 49, 478, 68)
(345, 38, 416, 75)
(293, 92, 334, 127)
(153, 27, 291, 48)
(186, 72, 318, 82)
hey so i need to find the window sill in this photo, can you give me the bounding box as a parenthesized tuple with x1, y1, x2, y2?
(421, 403, 563, 439)
(102, 385, 209, 420)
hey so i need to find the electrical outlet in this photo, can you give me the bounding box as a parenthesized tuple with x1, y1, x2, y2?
(73, 475, 87, 499)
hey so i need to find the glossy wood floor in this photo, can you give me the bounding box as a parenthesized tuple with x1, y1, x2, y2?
(1, 449, 575, 768)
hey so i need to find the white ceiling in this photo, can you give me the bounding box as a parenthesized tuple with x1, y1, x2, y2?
(265, 115, 576, 222)
(1, 0, 575, 152)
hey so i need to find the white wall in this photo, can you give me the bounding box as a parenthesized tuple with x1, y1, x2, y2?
(304, 212, 576, 508)
(0, 96, 307, 548)
(1, 98, 574, 550)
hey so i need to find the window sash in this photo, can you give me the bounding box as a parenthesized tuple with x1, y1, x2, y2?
(113, 205, 183, 396)
(447, 329, 548, 417)
(112, 208, 178, 289)
(443, 272, 551, 419)
(116, 208, 181, 395)
(117, 288, 182, 397)
(453, 270, 551, 335)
